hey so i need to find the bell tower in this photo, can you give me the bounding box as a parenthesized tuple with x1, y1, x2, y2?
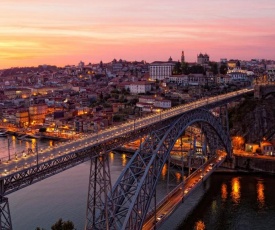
(181, 50, 185, 63)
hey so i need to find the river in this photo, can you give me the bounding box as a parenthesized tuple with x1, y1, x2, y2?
(1, 137, 275, 230)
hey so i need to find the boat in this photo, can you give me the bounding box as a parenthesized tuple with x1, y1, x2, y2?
(17, 134, 34, 141)
(0, 131, 7, 137)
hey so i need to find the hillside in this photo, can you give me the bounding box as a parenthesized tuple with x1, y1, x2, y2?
(229, 94, 275, 143)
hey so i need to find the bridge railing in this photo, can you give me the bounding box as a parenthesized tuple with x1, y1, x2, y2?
(0, 88, 253, 171)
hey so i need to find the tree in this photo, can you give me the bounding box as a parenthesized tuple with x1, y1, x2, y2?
(172, 61, 182, 75)
(181, 62, 189, 74)
(51, 218, 75, 230)
(188, 65, 204, 74)
(209, 62, 218, 75)
(99, 92, 104, 101)
(220, 64, 228, 75)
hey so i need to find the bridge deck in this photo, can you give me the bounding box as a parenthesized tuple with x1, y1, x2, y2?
(0, 88, 253, 195)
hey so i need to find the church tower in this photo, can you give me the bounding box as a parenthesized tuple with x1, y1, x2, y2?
(181, 51, 185, 63)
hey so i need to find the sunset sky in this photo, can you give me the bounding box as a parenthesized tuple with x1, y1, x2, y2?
(1, 0, 275, 68)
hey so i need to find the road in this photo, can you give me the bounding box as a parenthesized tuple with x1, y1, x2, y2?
(143, 152, 227, 230)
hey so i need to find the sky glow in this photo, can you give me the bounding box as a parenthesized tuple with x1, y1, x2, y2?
(1, 0, 275, 68)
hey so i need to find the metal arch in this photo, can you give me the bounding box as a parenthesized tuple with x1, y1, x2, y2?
(103, 109, 232, 230)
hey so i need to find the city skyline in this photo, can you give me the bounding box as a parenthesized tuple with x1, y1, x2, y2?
(1, 0, 275, 68)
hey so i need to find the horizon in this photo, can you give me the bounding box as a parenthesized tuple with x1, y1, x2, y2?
(1, 0, 275, 69)
(0, 56, 273, 70)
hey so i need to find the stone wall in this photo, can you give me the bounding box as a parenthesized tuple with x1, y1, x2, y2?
(234, 156, 275, 174)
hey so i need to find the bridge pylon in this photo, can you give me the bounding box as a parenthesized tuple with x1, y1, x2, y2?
(85, 152, 114, 230)
(219, 104, 229, 136)
(0, 196, 12, 230)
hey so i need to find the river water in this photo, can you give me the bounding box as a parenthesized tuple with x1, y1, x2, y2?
(176, 173, 275, 230)
(1, 137, 275, 230)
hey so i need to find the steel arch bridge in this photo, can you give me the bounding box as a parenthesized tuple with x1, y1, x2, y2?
(87, 109, 232, 230)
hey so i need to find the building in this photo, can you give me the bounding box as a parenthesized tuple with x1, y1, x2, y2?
(154, 99, 171, 109)
(216, 74, 231, 85)
(0, 88, 32, 99)
(136, 96, 171, 112)
(16, 109, 29, 127)
(188, 74, 207, 86)
(245, 143, 259, 153)
(149, 58, 177, 81)
(129, 81, 152, 94)
(260, 141, 274, 156)
(29, 104, 48, 125)
(227, 60, 240, 69)
(197, 53, 209, 65)
(169, 74, 188, 86)
(181, 51, 185, 63)
(266, 64, 275, 82)
(227, 72, 249, 83)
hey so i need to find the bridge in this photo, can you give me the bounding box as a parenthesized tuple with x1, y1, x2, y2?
(0, 87, 254, 229)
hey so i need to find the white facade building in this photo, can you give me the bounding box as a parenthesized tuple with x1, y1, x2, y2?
(129, 82, 151, 94)
(266, 64, 275, 82)
(149, 61, 176, 81)
(227, 72, 248, 82)
(136, 96, 171, 112)
(216, 75, 231, 84)
(169, 75, 189, 85)
(154, 99, 171, 108)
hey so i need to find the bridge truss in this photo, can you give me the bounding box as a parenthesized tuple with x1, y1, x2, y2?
(89, 109, 232, 230)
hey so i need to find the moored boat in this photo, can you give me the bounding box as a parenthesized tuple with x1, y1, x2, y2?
(0, 131, 8, 137)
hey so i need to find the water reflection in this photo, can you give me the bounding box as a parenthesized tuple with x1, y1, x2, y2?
(211, 200, 217, 214)
(194, 220, 205, 230)
(231, 177, 241, 204)
(121, 154, 127, 167)
(161, 164, 167, 180)
(221, 183, 228, 201)
(257, 180, 265, 209)
(109, 152, 114, 164)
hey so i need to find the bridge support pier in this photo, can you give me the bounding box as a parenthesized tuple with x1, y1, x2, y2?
(85, 153, 113, 230)
(219, 105, 229, 136)
(0, 196, 12, 230)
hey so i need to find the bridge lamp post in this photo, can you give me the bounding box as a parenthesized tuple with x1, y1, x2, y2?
(158, 109, 162, 121)
(36, 143, 39, 169)
(7, 136, 11, 161)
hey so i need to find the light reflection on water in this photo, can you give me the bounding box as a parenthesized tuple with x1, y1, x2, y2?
(194, 220, 205, 230)
(231, 177, 241, 204)
(121, 153, 127, 167)
(177, 174, 275, 230)
(257, 179, 265, 209)
(221, 183, 228, 201)
(0, 136, 55, 159)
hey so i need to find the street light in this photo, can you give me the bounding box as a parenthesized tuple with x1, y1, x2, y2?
(7, 136, 11, 161)
(36, 142, 39, 169)
(158, 109, 162, 121)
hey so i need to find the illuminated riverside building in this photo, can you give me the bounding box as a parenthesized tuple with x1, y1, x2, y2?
(16, 109, 29, 127)
(29, 104, 48, 125)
